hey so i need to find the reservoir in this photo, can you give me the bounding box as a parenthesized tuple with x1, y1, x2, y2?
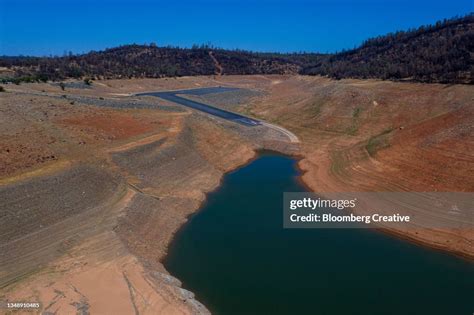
(164, 152, 474, 315)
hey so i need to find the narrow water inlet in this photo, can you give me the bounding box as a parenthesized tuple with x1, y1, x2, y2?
(164, 152, 474, 315)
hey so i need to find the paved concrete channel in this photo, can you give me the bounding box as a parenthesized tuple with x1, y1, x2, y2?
(138, 87, 261, 126)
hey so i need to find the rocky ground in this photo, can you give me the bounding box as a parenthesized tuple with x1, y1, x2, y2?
(0, 75, 472, 314)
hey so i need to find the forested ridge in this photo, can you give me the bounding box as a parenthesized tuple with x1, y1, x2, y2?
(1, 14, 472, 84)
(300, 14, 473, 83)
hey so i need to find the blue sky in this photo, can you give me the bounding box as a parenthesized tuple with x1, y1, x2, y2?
(0, 0, 471, 56)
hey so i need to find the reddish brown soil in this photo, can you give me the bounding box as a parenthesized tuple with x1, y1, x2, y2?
(60, 112, 157, 141)
(0, 78, 262, 314)
(0, 76, 472, 314)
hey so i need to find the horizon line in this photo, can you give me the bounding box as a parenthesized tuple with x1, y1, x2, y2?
(2, 13, 471, 58)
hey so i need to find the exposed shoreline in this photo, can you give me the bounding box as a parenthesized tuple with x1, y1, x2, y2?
(293, 161, 474, 262)
(157, 145, 473, 313)
(161, 149, 473, 287)
(1, 76, 472, 314)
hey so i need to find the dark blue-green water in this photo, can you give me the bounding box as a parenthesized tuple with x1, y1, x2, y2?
(164, 153, 474, 315)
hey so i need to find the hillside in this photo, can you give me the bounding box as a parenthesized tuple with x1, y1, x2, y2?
(0, 45, 323, 80)
(301, 14, 474, 83)
(0, 14, 472, 83)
